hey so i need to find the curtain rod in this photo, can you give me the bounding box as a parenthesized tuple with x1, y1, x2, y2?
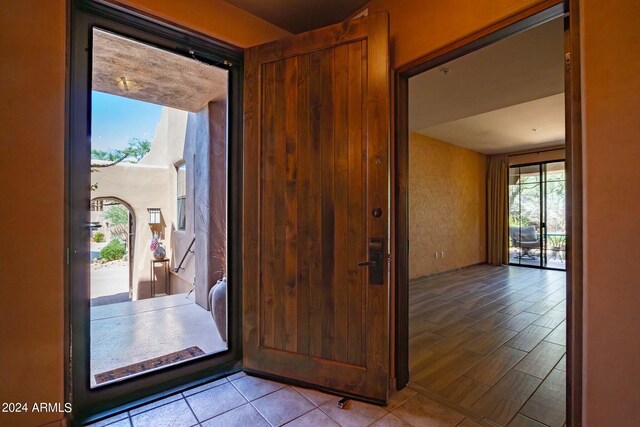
(504, 144, 565, 157)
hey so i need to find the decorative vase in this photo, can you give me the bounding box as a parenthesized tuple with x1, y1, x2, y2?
(209, 277, 227, 342)
(153, 244, 166, 260)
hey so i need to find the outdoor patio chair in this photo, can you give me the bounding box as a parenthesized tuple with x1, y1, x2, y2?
(510, 225, 540, 259)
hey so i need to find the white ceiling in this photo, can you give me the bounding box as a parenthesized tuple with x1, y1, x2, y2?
(409, 17, 565, 154)
(417, 94, 565, 154)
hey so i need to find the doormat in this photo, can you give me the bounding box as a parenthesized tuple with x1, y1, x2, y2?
(94, 346, 205, 384)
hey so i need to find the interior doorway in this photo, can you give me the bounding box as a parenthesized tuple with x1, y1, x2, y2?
(394, 3, 580, 426)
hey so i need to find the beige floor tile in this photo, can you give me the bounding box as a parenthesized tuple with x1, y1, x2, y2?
(292, 386, 336, 407)
(253, 387, 314, 426)
(227, 371, 246, 381)
(130, 399, 197, 427)
(320, 397, 388, 427)
(86, 412, 129, 427)
(185, 382, 247, 422)
(392, 394, 465, 427)
(182, 377, 228, 397)
(285, 408, 340, 426)
(231, 375, 286, 401)
(129, 394, 183, 416)
(200, 403, 269, 427)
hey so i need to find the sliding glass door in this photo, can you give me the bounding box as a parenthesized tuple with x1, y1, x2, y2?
(508, 161, 566, 270)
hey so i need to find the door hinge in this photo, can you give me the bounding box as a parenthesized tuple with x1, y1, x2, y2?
(565, 52, 571, 70)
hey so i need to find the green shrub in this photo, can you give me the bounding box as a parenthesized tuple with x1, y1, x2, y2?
(93, 232, 105, 243)
(100, 239, 126, 261)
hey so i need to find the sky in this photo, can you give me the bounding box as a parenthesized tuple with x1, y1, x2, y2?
(91, 91, 163, 152)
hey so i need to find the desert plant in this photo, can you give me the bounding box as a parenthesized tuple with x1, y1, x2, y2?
(99, 238, 126, 261)
(93, 232, 105, 243)
(104, 205, 128, 225)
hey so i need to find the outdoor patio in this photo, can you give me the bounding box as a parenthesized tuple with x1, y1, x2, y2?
(509, 247, 566, 270)
(90, 293, 227, 388)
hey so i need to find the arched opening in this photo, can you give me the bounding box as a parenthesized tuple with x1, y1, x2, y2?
(90, 197, 136, 305)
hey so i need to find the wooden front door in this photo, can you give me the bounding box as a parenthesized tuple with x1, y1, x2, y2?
(243, 13, 390, 403)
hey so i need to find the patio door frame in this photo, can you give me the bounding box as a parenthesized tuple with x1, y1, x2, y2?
(66, 1, 244, 423)
(393, 0, 583, 425)
(508, 159, 567, 271)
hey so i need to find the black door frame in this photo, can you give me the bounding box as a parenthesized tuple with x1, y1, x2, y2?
(508, 159, 567, 271)
(393, 0, 583, 425)
(66, 1, 244, 423)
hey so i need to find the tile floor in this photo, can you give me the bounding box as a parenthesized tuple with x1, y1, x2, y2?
(86, 371, 483, 427)
(409, 265, 566, 426)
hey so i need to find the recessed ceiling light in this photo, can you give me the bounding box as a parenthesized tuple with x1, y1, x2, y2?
(117, 76, 140, 93)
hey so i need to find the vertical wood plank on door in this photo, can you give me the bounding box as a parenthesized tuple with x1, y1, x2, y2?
(284, 56, 299, 352)
(273, 59, 287, 350)
(296, 54, 311, 355)
(261, 62, 276, 348)
(347, 41, 365, 367)
(244, 13, 389, 402)
(333, 44, 350, 364)
(308, 50, 323, 358)
(320, 47, 336, 361)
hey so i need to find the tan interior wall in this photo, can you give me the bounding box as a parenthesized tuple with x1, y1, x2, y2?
(0, 1, 287, 425)
(581, 0, 640, 425)
(409, 133, 487, 278)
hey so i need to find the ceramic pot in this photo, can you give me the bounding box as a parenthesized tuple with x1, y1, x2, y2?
(153, 244, 166, 260)
(209, 277, 227, 342)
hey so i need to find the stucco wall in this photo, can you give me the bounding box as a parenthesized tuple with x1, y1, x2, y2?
(409, 133, 487, 278)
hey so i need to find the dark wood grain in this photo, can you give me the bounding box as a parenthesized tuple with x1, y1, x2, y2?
(408, 266, 567, 426)
(471, 370, 542, 425)
(243, 12, 390, 403)
(284, 56, 298, 353)
(295, 54, 311, 355)
(346, 41, 365, 367)
(520, 369, 566, 426)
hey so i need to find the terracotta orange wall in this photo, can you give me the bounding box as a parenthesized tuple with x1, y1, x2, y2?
(0, 1, 66, 426)
(581, 0, 640, 425)
(111, 0, 290, 48)
(365, 0, 552, 68)
(365, 0, 640, 424)
(0, 1, 286, 426)
(409, 133, 486, 278)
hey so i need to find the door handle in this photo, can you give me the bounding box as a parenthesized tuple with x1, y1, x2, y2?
(357, 238, 384, 284)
